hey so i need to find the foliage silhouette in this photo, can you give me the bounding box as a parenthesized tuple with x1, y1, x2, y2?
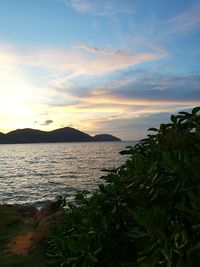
(47, 107, 200, 267)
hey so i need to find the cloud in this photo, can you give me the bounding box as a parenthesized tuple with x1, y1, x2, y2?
(90, 111, 173, 140)
(0, 43, 192, 113)
(0, 43, 166, 78)
(44, 67, 200, 141)
(0, 43, 197, 139)
(60, 0, 135, 16)
(65, 0, 92, 13)
(86, 104, 198, 140)
(56, 70, 200, 105)
(41, 119, 53, 126)
(108, 74, 200, 102)
(34, 119, 53, 127)
(74, 44, 125, 56)
(165, 3, 200, 34)
(72, 44, 167, 74)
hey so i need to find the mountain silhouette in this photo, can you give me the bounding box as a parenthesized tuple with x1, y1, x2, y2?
(93, 134, 120, 142)
(0, 127, 121, 144)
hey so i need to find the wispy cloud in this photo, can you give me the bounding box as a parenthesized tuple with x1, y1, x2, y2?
(74, 44, 125, 56)
(60, 0, 135, 16)
(72, 44, 167, 74)
(165, 3, 200, 34)
(0, 43, 166, 77)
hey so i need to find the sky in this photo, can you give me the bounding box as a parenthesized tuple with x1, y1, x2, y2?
(0, 0, 199, 140)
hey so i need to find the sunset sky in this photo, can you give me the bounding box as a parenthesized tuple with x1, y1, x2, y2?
(0, 0, 199, 140)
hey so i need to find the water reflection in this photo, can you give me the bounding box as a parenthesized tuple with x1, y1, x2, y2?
(0, 141, 135, 207)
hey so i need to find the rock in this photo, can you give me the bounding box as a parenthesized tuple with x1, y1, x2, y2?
(33, 201, 65, 243)
(33, 211, 64, 243)
(33, 221, 49, 243)
(35, 201, 63, 225)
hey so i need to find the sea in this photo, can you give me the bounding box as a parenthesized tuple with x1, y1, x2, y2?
(0, 141, 136, 207)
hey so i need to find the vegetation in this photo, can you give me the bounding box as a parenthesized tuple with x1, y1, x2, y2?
(0, 205, 46, 267)
(47, 107, 200, 267)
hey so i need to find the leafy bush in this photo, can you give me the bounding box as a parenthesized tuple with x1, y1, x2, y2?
(47, 107, 200, 267)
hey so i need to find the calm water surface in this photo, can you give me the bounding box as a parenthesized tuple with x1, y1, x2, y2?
(0, 142, 135, 207)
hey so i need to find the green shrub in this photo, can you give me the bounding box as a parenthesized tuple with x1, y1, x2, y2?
(47, 107, 200, 267)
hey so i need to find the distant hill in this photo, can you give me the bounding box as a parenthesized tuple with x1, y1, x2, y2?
(93, 134, 121, 142)
(0, 127, 121, 144)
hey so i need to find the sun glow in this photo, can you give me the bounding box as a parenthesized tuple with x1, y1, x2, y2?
(0, 71, 33, 109)
(0, 63, 36, 132)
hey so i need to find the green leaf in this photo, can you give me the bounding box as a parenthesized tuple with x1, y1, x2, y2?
(192, 106, 200, 115)
(171, 114, 177, 123)
(148, 127, 158, 132)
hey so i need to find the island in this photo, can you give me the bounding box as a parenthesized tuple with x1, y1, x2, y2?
(0, 127, 121, 144)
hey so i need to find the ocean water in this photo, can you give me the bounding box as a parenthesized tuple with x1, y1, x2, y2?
(0, 141, 136, 207)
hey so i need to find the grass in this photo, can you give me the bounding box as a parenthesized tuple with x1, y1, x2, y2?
(0, 205, 47, 267)
(0, 246, 46, 267)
